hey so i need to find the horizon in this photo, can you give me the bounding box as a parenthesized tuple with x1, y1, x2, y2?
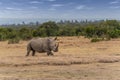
(0, 18, 120, 25)
(0, 0, 120, 24)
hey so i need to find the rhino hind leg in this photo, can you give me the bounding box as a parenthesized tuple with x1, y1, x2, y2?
(26, 43, 32, 56)
(26, 50, 31, 56)
(32, 50, 36, 56)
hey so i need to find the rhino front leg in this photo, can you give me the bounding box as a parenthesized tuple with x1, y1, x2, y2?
(50, 52, 54, 56)
(47, 51, 54, 56)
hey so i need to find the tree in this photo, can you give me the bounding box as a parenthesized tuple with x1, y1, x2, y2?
(38, 21, 59, 36)
(19, 27, 33, 40)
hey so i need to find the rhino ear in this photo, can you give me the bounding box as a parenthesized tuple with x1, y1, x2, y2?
(54, 37, 57, 40)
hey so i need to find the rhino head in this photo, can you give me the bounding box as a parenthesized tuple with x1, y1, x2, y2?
(48, 37, 59, 52)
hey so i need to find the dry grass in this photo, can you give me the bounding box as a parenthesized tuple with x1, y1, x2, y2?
(0, 36, 120, 80)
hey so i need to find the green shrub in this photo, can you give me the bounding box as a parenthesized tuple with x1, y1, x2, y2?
(105, 35, 111, 41)
(0, 33, 6, 41)
(8, 37, 20, 44)
(91, 38, 103, 42)
(18, 27, 33, 40)
(107, 29, 120, 38)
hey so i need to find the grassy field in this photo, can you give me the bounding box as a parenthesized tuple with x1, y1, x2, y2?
(0, 36, 120, 80)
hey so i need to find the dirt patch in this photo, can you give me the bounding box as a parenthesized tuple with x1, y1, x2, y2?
(0, 55, 120, 67)
(98, 56, 120, 63)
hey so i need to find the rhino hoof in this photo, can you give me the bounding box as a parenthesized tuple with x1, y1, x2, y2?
(25, 54, 29, 57)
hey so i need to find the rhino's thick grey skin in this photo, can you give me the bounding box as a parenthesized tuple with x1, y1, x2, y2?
(26, 37, 59, 56)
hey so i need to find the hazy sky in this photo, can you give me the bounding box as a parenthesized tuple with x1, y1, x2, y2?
(0, 0, 120, 24)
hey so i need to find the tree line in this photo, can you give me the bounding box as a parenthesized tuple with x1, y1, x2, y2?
(0, 19, 120, 43)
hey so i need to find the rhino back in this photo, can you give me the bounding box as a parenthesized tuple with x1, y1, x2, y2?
(29, 38, 50, 52)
